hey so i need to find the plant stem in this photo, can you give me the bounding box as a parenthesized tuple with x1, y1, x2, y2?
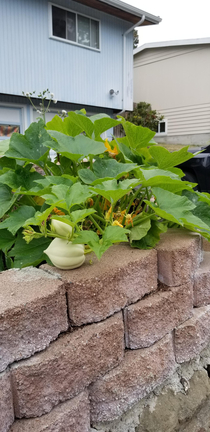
(125, 213, 152, 229)
(84, 248, 92, 255)
(126, 187, 142, 215)
(93, 214, 106, 224)
(89, 215, 104, 234)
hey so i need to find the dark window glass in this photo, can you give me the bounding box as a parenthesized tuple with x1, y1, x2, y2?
(78, 15, 90, 46)
(91, 19, 99, 49)
(67, 12, 76, 42)
(52, 6, 66, 39)
(160, 122, 166, 133)
(52, 6, 99, 49)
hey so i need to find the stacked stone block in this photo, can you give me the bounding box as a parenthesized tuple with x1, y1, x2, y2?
(1, 231, 210, 431)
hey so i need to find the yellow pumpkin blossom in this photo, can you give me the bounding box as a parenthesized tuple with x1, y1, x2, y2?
(53, 207, 65, 216)
(113, 209, 126, 224)
(104, 138, 118, 155)
(105, 206, 112, 220)
(112, 220, 123, 228)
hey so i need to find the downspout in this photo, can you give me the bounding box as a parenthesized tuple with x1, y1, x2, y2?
(122, 15, 145, 112)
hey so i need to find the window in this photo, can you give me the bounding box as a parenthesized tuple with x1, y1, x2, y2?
(0, 124, 20, 140)
(51, 5, 100, 50)
(157, 120, 167, 135)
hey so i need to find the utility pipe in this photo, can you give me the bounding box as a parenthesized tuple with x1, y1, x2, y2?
(122, 15, 145, 111)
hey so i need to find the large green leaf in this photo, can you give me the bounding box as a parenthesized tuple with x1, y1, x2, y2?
(72, 230, 111, 260)
(78, 159, 137, 184)
(93, 117, 122, 139)
(46, 112, 90, 137)
(103, 226, 130, 243)
(0, 166, 43, 190)
(0, 229, 16, 252)
(0, 139, 10, 156)
(0, 206, 36, 235)
(46, 115, 70, 134)
(0, 156, 16, 170)
(129, 219, 151, 242)
(131, 220, 167, 249)
(116, 139, 137, 162)
(47, 131, 106, 161)
(90, 178, 141, 204)
(34, 176, 73, 189)
(72, 230, 99, 244)
(140, 168, 180, 181)
(70, 209, 96, 224)
(139, 169, 196, 193)
(67, 111, 94, 138)
(5, 120, 51, 163)
(43, 183, 94, 210)
(147, 187, 195, 225)
(8, 235, 51, 268)
(149, 146, 194, 169)
(147, 187, 210, 233)
(120, 119, 155, 151)
(0, 184, 18, 218)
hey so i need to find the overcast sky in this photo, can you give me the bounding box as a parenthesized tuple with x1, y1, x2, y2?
(121, 0, 210, 47)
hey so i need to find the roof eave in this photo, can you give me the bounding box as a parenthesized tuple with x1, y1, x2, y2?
(75, 0, 161, 25)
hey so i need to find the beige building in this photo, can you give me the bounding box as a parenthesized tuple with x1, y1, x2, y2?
(133, 38, 210, 146)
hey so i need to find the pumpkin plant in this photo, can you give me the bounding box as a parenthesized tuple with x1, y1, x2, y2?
(1, 109, 210, 270)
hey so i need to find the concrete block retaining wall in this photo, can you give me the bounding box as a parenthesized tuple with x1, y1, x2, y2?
(1, 230, 210, 431)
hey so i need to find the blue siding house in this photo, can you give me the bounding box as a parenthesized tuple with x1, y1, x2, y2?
(0, 0, 160, 138)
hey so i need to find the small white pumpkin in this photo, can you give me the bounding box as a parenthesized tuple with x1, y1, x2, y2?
(44, 238, 85, 270)
(51, 219, 73, 238)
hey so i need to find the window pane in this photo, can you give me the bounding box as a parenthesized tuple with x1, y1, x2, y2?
(67, 12, 76, 42)
(160, 122, 166, 133)
(90, 20, 99, 49)
(0, 125, 20, 137)
(78, 15, 90, 46)
(52, 6, 66, 39)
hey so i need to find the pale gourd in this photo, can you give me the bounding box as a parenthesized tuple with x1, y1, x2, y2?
(44, 238, 85, 270)
(51, 219, 73, 238)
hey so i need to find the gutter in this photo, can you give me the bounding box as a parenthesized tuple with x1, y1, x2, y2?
(98, 0, 161, 25)
(122, 15, 145, 111)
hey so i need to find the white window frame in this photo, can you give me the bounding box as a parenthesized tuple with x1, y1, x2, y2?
(49, 3, 101, 52)
(156, 119, 167, 136)
(0, 103, 28, 140)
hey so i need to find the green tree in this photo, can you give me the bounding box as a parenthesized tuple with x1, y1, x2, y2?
(133, 29, 139, 49)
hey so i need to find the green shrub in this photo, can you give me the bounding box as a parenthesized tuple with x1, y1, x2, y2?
(127, 102, 164, 132)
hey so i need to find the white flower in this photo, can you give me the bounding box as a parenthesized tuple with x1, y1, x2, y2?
(37, 110, 42, 114)
(50, 92, 54, 98)
(25, 92, 30, 97)
(53, 99, 57, 104)
(62, 110, 67, 115)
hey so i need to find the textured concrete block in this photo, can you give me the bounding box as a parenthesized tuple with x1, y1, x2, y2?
(11, 312, 124, 418)
(0, 267, 68, 373)
(0, 370, 14, 432)
(156, 229, 202, 286)
(124, 282, 193, 348)
(41, 243, 157, 326)
(202, 237, 210, 251)
(89, 333, 176, 422)
(9, 391, 90, 432)
(175, 306, 210, 362)
(137, 370, 210, 432)
(194, 252, 210, 307)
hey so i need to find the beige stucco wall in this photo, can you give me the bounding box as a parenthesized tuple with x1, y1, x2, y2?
(133, 44, 210, 143)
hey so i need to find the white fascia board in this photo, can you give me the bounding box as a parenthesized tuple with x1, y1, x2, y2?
(99, 0, 161, 24)
(134, 37, 210, 54)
